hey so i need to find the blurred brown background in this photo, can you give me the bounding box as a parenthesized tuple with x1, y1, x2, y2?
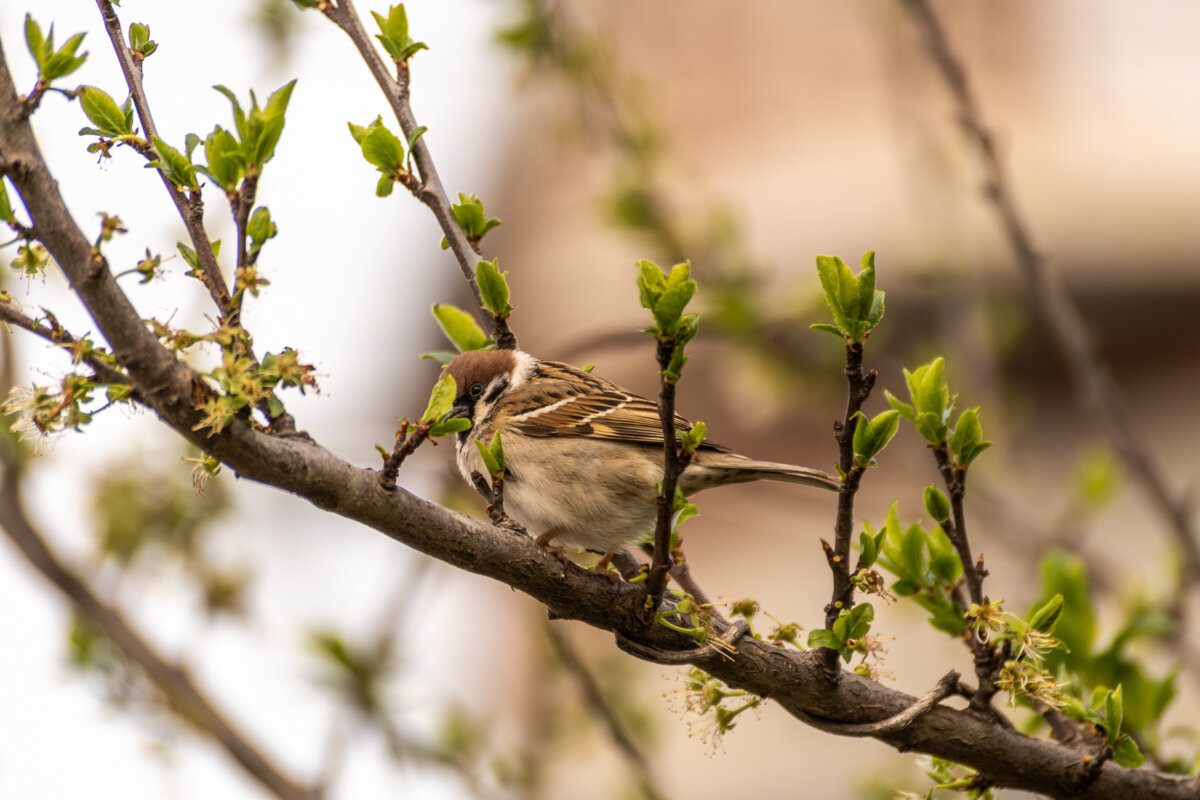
(436, 1, 1200, 797)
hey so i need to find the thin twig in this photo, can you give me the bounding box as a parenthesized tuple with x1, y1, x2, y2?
(790, 671, 959, 736)
(319, 0, 487, 323)
(932, 448, 983, 607)
(0, 302, 130, 387)
(897, 0, 1200, 584)
(644, 339, 689, 615)
(544, 622, 666, 800)
(822, 342, 873, 672)
(95, 0, 234, 320)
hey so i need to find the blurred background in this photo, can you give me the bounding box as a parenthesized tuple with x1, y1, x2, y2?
(1, 1, 1198, 798)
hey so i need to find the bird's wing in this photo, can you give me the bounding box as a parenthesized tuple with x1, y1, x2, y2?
(501, 360, 727, 451)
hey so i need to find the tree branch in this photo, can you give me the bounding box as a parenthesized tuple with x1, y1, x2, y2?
(823, 342, 874, 670)
(5, 24, 1199, 800)
(319, 0, 487, 322)
(0, 379, 316, 800)
(94, 0, 235, 320)
(897, 0, 1200, 585)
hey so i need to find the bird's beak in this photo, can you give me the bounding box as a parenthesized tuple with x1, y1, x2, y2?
(449, 400, 472, 425)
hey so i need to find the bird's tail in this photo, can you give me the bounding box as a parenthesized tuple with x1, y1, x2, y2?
(692, 453, 842, 492)
(735, 459, 842, 491)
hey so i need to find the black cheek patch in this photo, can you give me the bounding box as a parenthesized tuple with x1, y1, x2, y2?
(484, 376, 509, 405)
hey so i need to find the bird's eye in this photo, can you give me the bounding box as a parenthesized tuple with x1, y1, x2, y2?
(469, 382, 483, 399)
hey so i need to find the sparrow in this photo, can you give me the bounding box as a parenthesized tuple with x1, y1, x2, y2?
(445, 349, 841, 556)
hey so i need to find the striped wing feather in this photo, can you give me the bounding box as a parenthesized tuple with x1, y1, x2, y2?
(504, 361, 728, 452)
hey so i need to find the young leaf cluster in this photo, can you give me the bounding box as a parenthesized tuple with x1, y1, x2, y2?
(349, 116, 427, 197)
(1034, 552, 1182, 769)
(440, 193, 502, 251)
(637, 259, 697, 381)
(194, 346, 317, 434)
(475, 259, 513, 320)
(807, 603, 875, 663)
(851, 408, 899, 468)
(24, 15, 87, 85)
(127, 23, 157, 61)
(886, 357, 992, 469)
(196, 81, 297, 195)
(371, 4, 428, 63)
(811, 251, 885, 344)
(873, 504, 966, 635)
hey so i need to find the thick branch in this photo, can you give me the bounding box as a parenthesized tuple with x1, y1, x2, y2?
(898, 0, 1200, 584)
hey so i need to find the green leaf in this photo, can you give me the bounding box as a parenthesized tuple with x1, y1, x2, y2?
(148, 135, 198, 189)
(420, 350, 457, 366)
(899, 522, 926, 580)
(444, 193, 502, 247)
(950, 407, 992, 467)
(263, 79, 297, 119)
(486, 430, 504, 471)
(1112, 735, 1144, 768)
(844, 603, 874, 640)
(202, 127, 243, 190)
(636, 259, 666, 313)
(806, 629, 842, 651)
(858, 530, 878, 567)
(924, 485, 951, 523)
(683, 420, 707, 454)
(252, 79, 297, 165)
(30, 22, 88, 81)
(475, 259, 513, 317)
(371, 4, 429, 62)
(1028, 594, 1064, 634)
(405, 125, 427, 160)
(431, 304, 491, 352)
(0, 179, 15, 224)
(176, 239, 220, 278)
(422, 373, 457, 423)
(360, 124, 406, 174)
(929, 553, 961, 584)
(898, 358, 951, 444)
(851, 408, 900, 466)
(429, 417, 471, 437)
(213, 85, 248, 144)
(475, 437, 500, 478)
(884, 389, 915, 423)
(348, 116, 383, 146)
(1037, 551, 1096, 660)
(78, 86, 132, 137)
(376, 174, 395, 197)
(809, 322, 844, 338)
(247, 206, 277, 260)
(128, 22, 157, 57)
(1105, 685, 1124, 747)
(24, 15, 46, 71)
(653, 262, 696, 335)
